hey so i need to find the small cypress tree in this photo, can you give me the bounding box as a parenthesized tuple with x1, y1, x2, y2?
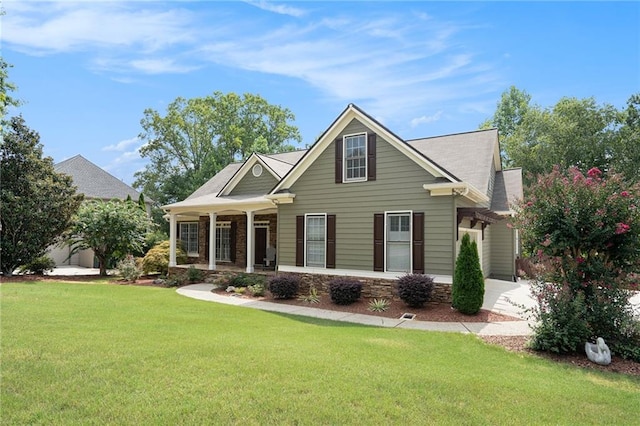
(452, 233, 485, 315)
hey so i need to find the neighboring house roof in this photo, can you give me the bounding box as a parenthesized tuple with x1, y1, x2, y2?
(407, 128, 500, 197)
(491, 168, 524, 213)
(55, 154, 149, 202)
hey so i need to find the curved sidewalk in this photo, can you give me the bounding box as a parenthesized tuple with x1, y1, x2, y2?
(177, 279, 535, 336)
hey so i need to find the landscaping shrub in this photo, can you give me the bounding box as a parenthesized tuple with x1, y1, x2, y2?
(117, 254, 142, 282)
(268, 275, 300, 299)
(230, 273, 266, 288)
(18, 255, 56, 275)
(368, 298, 390, 312)
(247, 283, 266, 297)
(141, 241, 187, 275)
(452, 233, 484, 315)
(397, 273, 434, 308)
(329, 278, 362, 305)
(186, 265, 204, 283)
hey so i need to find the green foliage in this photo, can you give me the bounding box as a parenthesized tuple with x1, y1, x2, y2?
(1, 116, 83, 275)
(68, 200, 155, 276)
(117, 255, 142, 282)
(396, 273, 434, 308)
(133, 92, 301, 208)
(186, 265, 204, 283)
(329, 278, 362, 305)
(141, 241, 187, 275)
(17, 255, 56, 275)
(368, 298, 390, 312)
(452, 234, 485, 315)
(512, 167, 640, 360)
(247, 283, 266, 297)
(298, 285, 320, 304)
(268, 275, 299, 299)
(229, 273, 266, 288)
(483, 87, 640, 184)
(165, 272, 187, 288)
(1, 57, 23, 129)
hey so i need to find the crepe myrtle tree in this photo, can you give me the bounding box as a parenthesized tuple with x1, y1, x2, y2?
(68, 199, 155, 276)
(512, 166, 640, 360)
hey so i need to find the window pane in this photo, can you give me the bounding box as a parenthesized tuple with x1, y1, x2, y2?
(344, 134, 366, 180)
(180, 223, 199, 254)
(387, 242, 410, 272)
(216, 227, 231, 261)
(306, 215, 325, 267)
(386, 213, 411, 272)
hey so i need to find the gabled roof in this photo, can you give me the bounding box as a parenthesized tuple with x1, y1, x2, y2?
(407, 128, 500, 196)
(271, 103, 460, 193)
(491, 168, 523, 213)
(55, 155, 148, 202)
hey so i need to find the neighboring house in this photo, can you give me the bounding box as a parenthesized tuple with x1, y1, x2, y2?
(163, 104, 522, 298)
(49, 155, 151, 267)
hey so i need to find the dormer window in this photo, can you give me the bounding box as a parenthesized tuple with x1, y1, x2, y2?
(344, 133, 367, 182)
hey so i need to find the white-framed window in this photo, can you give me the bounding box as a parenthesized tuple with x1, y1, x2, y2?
(386, 212, 411, 272)
(179, 222, 199, 256)
(252, 163, 263, 177)
(305, 214, 326, 267)
(344, 133, 367, 182)
(215, 222, 231, 261)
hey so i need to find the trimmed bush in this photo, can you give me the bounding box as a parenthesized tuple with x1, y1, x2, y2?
(18, 255, 56, 275)
(186, 265, 204, 283)
(230, 273, 266, 288)
(142, 241, 187, 275)
(329, 278, 362, 305)
(452, 233, 485, 315)
(268, 275, 300, 299)
(397, 273, 434, 308)
(117, 254, 142, 282)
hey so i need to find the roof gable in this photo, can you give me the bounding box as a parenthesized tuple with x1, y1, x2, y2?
(54, 155, 147, 201)
(272, 104, 460, 193)
(219, 153, 287, 196)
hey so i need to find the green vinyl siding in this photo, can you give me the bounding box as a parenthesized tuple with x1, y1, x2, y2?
(490, 220, 516, 280)
(229, 169, 279, 196)
(278, 119, 455, 275)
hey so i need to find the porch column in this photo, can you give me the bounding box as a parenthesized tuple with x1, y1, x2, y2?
(246, 210, 254, 273)
(169, 213, 177, 267)
(209, 212, 216, 270)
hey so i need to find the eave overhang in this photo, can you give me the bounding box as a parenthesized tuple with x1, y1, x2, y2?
(422, 182, 489, 204)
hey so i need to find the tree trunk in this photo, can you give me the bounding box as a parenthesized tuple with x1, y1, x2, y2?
(97, 255, 108, 276)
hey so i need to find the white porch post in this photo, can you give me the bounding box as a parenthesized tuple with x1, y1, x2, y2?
(169, 213, 177, 267)
(246, 210, 254, 273)
(209, 212, 216, 270)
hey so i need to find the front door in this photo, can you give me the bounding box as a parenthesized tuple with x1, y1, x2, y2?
(254, 227, 267, 266)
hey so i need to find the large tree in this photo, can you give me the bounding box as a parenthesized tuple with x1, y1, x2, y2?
(68, 200, 155, 276)
(1, 116, 83, 276)
(133, 92, 301, 207)
(482, 87, 638, 185)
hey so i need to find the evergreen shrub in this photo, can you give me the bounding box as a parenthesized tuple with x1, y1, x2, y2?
(329, 278, 362, 305)
(268, 275, 300, 299)
(452, 233, 485, 315)
(397, 273, 434, 308)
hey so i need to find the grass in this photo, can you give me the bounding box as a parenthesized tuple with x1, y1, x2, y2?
(1, 282, 639, 425)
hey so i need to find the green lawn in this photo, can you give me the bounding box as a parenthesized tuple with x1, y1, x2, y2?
(1, 282, 638, 425)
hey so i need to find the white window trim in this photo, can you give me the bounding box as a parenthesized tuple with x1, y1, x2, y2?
(215, 221, 231, 262)
(343, 132, 368, 183)
(304, 213, 327, 269)
(180, 222, 199, 257)
(384, 210, 412, 273)
(252, 163, 263, 177)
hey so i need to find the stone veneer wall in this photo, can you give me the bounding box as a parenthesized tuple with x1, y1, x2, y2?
(169, 267, 452, 304)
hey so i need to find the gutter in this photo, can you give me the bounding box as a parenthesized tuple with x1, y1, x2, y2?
(422, 182, 489, 204)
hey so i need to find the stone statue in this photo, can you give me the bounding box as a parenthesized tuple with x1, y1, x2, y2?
(585, 337, 611, 366)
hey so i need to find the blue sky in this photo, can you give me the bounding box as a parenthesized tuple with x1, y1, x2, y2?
(3, 1, 639, 186)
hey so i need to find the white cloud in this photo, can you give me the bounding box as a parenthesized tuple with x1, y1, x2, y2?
(410, 111, 443, 127)
(103, 136, 141, 152)
(245, 0, 307, 18)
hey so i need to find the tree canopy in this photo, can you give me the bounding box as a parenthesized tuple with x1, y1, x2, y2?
(68, 199, 155, 276)
(482, 87, 639, 185)
(1, 116, 83, 276)
(133, 92, 301, 207)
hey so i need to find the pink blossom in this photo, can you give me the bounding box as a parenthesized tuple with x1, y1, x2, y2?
(620, 191, 630, 198)
(615, 222, 630, 235)
(587, 167, 602, 179)
(576, 256, 585, 264)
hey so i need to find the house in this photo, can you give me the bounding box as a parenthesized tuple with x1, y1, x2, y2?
(49, 155, 152, 267)
(162, 104, 522, 300)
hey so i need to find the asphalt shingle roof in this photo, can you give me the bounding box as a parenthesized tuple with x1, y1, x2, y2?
(55, 155, 147, 201)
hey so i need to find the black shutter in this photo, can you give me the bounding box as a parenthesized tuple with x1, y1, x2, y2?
(230, 221, 237, 263)
(326, 214, 336, 269)
(373, 213, 384, 271)
(412, 212, 424, 274)
(296, 216, 305, 266)
(367, 133, 376, 181)
(335, 137, 343, 183)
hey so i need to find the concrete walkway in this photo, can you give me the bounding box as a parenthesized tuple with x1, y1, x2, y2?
(177, 279, 537, 336)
